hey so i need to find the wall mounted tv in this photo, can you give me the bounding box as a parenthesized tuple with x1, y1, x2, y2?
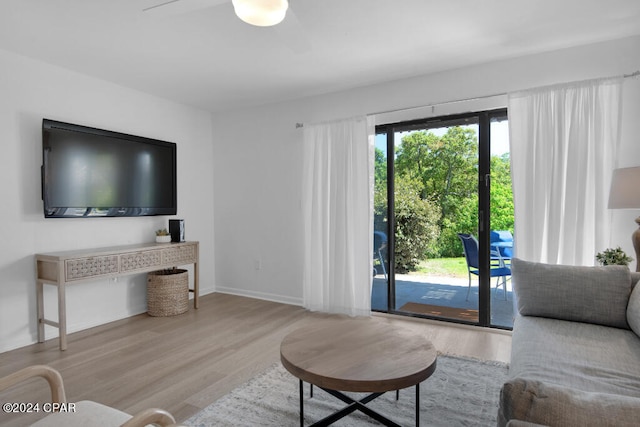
(42, 119, 177, 218)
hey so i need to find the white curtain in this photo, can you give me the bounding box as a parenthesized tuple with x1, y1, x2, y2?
(508, 77, 622, 265)
(301, 116, 375, 316)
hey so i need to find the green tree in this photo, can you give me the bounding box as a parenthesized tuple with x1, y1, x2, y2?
(490, 153, 514, 233)
(392, 175, 441, 273)
(395, 127, 478, 257)
(374, 147, 388, 233)
(374, 147, 387, 187)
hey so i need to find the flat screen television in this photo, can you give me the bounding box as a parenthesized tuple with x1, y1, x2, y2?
(42, 119, 177, 218)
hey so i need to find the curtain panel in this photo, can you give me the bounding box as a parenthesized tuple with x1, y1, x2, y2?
(301, 116, 375, 316)
(508, 77, 622, 265)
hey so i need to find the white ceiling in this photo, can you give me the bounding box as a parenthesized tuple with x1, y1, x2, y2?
(1, 0, 640, 113)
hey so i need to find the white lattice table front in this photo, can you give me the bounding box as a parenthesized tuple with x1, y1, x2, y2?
(65, 256, 119, 280)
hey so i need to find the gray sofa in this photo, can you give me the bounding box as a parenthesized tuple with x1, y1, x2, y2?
(498, 258, 640, 427)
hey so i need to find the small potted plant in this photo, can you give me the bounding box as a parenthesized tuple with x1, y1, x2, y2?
(596, 247, 633, 267)
(155, 228, 171, 243)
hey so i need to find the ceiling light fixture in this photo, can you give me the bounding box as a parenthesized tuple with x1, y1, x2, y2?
(232, 0, 289, 27)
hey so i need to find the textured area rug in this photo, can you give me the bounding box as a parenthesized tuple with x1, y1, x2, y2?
(186, 355, 508, 426)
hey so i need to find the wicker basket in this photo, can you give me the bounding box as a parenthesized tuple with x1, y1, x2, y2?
(147, 269, 189, 317)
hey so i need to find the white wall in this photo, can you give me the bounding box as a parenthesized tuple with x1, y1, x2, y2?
(0, 49, 215, 353)
(4, 35, 637, 353)
(212, 35, 640, 304)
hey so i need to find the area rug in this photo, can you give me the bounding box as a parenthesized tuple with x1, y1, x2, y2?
(185, 355, 508, 426)
(399, 302, 479, 322)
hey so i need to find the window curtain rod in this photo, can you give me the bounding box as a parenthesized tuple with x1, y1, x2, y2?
(294, 70, 639, 129)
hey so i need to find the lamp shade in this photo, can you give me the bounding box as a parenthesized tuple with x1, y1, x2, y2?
(232, 0, 288, 27)
(608, 166, 640, 209)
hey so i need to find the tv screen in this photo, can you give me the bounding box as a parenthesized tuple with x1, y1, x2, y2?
(42, 119, 177, 218)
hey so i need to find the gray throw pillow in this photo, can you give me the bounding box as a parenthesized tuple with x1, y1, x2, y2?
(512, 258, 631, 329)
(627, 280, 640, 337)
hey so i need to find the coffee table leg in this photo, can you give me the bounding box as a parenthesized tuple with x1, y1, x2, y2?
(416, 383, 420, 426)
(299, 379, 304, 427)
(299, 383, 420, 427)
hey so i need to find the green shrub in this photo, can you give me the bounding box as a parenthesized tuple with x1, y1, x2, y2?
(393, 176, 440, 273)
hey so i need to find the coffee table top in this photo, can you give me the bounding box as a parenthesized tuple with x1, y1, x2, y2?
(280, 318, 437, 393)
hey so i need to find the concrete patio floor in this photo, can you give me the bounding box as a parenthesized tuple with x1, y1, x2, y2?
(371, 273, 515, 328)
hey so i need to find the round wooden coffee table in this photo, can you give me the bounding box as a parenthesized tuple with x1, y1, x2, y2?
(280, 318, 437, 426)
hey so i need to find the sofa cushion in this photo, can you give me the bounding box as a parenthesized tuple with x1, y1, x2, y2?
(499, 378, 640, 427)
(511, 258, 631, 328)
(510, 316, 640, 396)
(627, 280, 640, 336)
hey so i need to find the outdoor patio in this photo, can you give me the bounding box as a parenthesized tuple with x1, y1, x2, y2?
(371, 274, 515, 328)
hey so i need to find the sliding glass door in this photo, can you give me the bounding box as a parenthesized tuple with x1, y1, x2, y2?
(372, 109, 513, 329)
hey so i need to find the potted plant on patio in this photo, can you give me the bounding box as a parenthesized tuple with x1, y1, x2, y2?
(596, 246, 633, 267)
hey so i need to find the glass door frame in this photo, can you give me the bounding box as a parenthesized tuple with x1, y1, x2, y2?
(375, 108, 508, 328)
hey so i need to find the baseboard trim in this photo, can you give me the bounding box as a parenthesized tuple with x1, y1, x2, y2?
(214, 286, 303, 307)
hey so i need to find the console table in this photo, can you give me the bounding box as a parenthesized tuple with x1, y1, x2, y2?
(35, 241, 199, 350)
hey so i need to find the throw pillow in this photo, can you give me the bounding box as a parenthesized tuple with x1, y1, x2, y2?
(512, 258, 631, 329)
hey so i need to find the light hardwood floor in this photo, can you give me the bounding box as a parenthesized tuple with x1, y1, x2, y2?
(0, 293, 511, 426)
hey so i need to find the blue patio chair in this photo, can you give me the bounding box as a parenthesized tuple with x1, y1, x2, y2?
(458, 233, 510, 301)
(490, 230, 513, 262)
(373, 231, 388, 280)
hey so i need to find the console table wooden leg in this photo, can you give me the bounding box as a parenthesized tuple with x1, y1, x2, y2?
(194, 260, 199, 309)
(36, 280, 45, 343)
(57, 283, 67, 351)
